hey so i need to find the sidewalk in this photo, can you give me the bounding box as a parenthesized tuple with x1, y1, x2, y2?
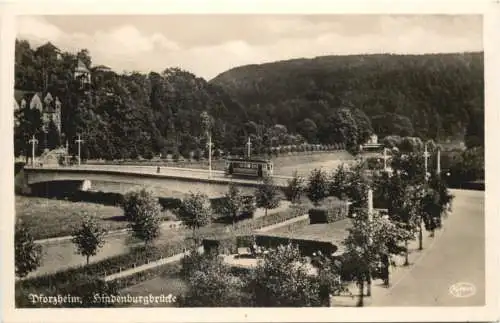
(331, 223, 446, 307)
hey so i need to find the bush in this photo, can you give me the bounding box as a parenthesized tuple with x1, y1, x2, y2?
(306, 168, 330, 205)
(311, 203, 348, 224)
(179, 255, 249, 307)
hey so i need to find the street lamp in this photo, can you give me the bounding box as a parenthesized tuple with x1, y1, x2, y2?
(75, 135, 84, 166)
(29, 135, 38, 167)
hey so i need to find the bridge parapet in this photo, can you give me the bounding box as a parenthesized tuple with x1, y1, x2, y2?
(23, 165, 291, 198)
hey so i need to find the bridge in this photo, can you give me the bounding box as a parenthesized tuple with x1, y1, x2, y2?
(22, 164, 292, 198)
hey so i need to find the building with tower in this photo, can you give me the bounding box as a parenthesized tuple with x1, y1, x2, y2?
(75, 58, 91, 90)
(15, 90, 63, 135)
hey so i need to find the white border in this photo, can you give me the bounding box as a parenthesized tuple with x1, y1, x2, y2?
(1, 0, 499, 322)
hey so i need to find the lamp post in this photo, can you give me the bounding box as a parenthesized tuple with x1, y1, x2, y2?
(436, 147, 441, 175)
(246, 137, 252, 159)
(75, 135, 84, 166)
(423, 143, 430, 182)
(207, 131, 212, 179)
(29, 135, 38, 167)
(383, 147, 389, 172)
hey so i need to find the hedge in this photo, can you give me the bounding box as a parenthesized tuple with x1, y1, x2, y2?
(309, 198, 349, 224)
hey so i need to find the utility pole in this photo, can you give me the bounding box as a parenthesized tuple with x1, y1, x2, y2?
(367, 187, 374, 298)
(207, 131, 212, 179)
(29, 135, 38, 167)
(436, 147, 441, 175)
(423, 143, 430, 182)
(75, 135, 84, 166)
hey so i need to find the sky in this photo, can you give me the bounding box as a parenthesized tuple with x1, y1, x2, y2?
(16, 15, 483, 80)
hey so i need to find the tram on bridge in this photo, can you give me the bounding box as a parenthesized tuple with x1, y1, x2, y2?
(224, 158, 274, 178)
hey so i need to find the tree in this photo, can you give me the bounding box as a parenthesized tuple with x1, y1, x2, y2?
(179, 253, 248, 307)
(297, 118, 318, 143)
(218, 184, 244, 225)
(465, 109, 484, 148)
(342, 209, 410, 306)
(255, 176, 281, 216)
(71, 214, 107, 265)
(46, 119, 61, 150)
(329, 164, 352, 200)
(422, 174, 454, 235)
(345, 162, 371, 210)
(15, 220, 43, 278)
(122, 188, 162, 246)
(306, 168, 330, 205)
(176, 191, 212, 242)
(382, 135, 403, 149)
(378, 172, 419, 264)
(247, 244, 340, 307)
(282, 171, 305, 204)
(390, 151, 426, 185)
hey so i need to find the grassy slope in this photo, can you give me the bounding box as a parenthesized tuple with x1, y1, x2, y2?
(16, 196, 129, 240)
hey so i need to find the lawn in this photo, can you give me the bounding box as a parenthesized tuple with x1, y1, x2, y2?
(119, 271, 188, 307)
(16, 196, 134, 240)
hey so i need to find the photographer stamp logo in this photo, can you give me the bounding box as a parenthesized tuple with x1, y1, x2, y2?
(449, 282, 476, 298)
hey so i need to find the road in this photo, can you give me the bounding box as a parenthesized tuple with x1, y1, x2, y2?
(26, 164, 293, 187)
(370, 189, 485, 306)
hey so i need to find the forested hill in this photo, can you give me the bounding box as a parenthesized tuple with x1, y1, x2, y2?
(210, 52, 484, 145)
(14, 40, 484, 161)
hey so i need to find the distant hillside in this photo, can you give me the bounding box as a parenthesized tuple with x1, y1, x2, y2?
(210, 53, 484, 146)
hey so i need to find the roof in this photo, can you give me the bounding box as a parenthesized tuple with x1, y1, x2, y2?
(35, 42, 61, 54)
(75, 59, 90, 72)
(93, 64, 112, 71)
(44, 92, 54, 104)
(29, 93, 43, 111)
